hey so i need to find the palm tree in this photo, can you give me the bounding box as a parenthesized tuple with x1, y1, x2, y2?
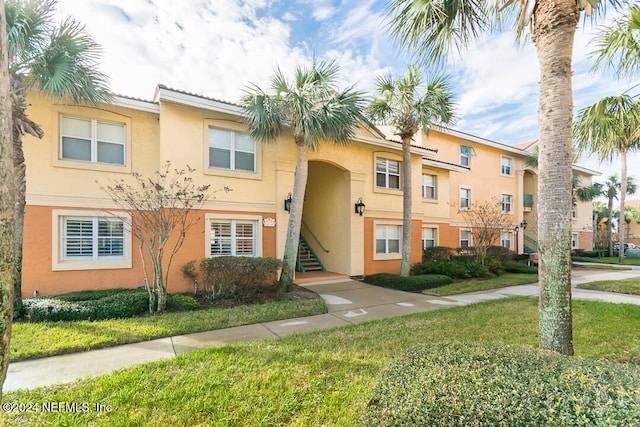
(614, 205, 640, 241)
(592, 200, 607, 251)
(0, 0, 14, 401)
(589, 3, 640, 79)
(368, 65, 455, 276)
(6, 0, 111, 313)
(386, 0, 622, 355)
(242, 60, 365, 291)
(599, 175, 636, 256)
(574, 95, 640, 263)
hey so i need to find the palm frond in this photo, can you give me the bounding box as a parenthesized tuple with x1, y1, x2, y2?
(5, 0, 55, 71)
(589, 3, 640, 78)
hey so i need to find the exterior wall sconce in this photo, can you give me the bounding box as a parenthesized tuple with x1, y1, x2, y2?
(354, 197, 366, 216)
(520, 220, 528, 230)
(284, 193, 292, 213)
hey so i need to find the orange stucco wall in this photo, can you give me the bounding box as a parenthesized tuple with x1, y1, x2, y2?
(21, 205, 276, 297)
(363, 217, 423, 275)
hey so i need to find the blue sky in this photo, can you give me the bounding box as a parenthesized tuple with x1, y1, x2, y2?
(56, 0, 639, 191)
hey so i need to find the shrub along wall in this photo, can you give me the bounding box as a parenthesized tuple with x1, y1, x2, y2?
(200, 257, 282, 299)
(363, 273, 452, 291)
(362, 342, 640, 427)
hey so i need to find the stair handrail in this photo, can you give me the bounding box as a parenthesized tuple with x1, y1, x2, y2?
(301, 221, 329, 253)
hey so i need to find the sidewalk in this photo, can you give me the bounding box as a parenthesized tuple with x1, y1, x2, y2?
(5, 268, 640, 393)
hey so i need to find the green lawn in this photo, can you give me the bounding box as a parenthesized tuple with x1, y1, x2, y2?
(577, 280, 640, 295)
(4, 297, 639, 426)
(574, 263, 632, 271)
(573, 256, 640, 266)
(10, 299, 327, 361)
(423, 273, 538, 296)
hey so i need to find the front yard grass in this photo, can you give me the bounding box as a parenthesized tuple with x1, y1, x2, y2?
(10, 298, 327, 361)
(423, 273, 538, 296)
(573, 256, 640, 266)
(4, 298, 640, 426)
(577, 280, 640, 295)
(574, 263, 632, 270)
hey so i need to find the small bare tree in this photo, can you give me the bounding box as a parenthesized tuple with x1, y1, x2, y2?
(101, 162, 220, 313)
(458, 197, 514, 265)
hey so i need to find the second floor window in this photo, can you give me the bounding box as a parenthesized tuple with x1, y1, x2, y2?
(572, 204, 578, 219)
(422, 174, 437, 199)
(208, 128, 256, 172)
(460, 145, 473, 167)
(61, 116, 125, 165)
(501, 194, 513, 213)
(501, 156, 512, 175)
(460, 188, 471, 209)
(376, 158, 400, 189)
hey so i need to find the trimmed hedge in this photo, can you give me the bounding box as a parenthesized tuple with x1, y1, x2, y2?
(200, 256, 282, 299)
(362, 342, 640, 426)
(411, 257, 503, 278)
(24, 289, 200, 322)
(422, 246, 455, 261)
(363, 273, 452, 291)
(503, 261, 538, 274)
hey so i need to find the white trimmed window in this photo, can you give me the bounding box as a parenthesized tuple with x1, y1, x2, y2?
(501, 156, 512, 175)
(460, 230, 472, 248)
(572, 204, 578, 219)
(209, 219, 258, 257)
(422, 174, 437, 199)
(460, 145, 473, 167)
(572, 233, 578, 249)
(422, 227, 437, 250)
(376, 158, 401, 189)
(501, 232, 512, 249)
(501, 194, 513, 213)
(60, 115, 125, 165)
(376, 224, 401, 254)
(460, 188, 471, 209)
(62, 217, 125, 260)
(208, 127, 256, 172)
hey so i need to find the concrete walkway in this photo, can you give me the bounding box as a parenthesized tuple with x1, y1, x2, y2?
(5, 268, 640, 393)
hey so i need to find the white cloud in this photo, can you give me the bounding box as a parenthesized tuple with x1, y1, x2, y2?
(312, 6, 336, 21)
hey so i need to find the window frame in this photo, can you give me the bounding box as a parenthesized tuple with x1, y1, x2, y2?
(56, 115, 132, 173)
(460, 229, 472, 248)
(52, 209, 132, 271)
(207, 126, 257, 173)
(422, 226, 438, 250)
(205, 214, 262, 258)
(501, 193, 513, 214)
(460, 145, 473, 167)
(373, 221, 402, 260)
(422, 174, 437, 199)
(59, 114, 127, 166)
(572, 204, 578, 220)
(460, 187, 472, 210)
(501, 231, 513, 249)
(376, 158, 401, 190)
(571, 232, 578, 249)
(500, 156, 513, 176)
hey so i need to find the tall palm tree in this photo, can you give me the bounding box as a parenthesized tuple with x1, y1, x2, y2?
(0, 0, 14, 401)
(386, 0, 623, 355)
(613, 205, 640, 241)
(599, 175, 636, 256)
(574, 95, 640, 262)
(589, 3, 640, 79)
(368, 65, 455, 276)
(592, 200, 607, 250)
(6, 0, 111, 313)
(242, 60, 365, 291)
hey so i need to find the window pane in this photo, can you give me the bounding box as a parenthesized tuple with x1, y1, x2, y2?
(388, 160, 399, 174)
(235, 133, 255, 152)
(62, 137, 91, 161)
(376, 159, 386, 173)
(64, 219, 93, 258)
(388, 239, 399, 253)
(97, 122, 125, 143)
(209, 128, 232, 148)
(209, 147, 231, 169)
(460, 156, 469, 167)
(235, 151, 255, 171)
(376, 173, 386, 187)
(389, 175, 400, 189)
(375, 239, 386, 254)
(62, 116, 91, 138)
(97, 141, 125, 164)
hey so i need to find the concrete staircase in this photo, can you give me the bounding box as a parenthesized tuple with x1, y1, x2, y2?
(297, 237, 324, 272)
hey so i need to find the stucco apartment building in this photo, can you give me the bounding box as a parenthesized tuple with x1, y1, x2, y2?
(20, 87, 599, 297)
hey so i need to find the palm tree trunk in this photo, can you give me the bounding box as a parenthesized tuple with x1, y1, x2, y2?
(608, 195, 614, 257)
(0, 0, 15, 400)
(533, 0, 578, 356)
(400, 136, 412, 276)
(619, 151, 628, 264)
(279, 141, 309, 291)
(12, 122, 24, 315)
